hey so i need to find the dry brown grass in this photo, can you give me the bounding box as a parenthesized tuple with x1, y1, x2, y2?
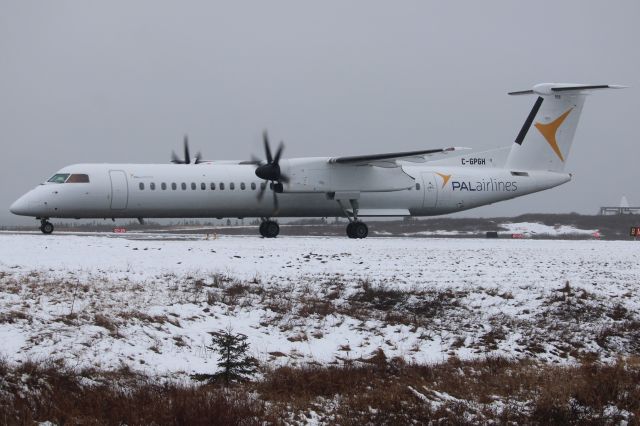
(1, 356, 638, 424)
(259, 355, 640, 424)
(0, 310, 32, 324)
(0, 359, 267, 425)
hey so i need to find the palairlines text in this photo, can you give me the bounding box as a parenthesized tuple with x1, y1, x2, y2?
(451, 179, 518, 192)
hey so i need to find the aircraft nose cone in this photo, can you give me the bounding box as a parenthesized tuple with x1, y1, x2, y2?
(9, 192, 40, 216)
(10, 197, 29, 215)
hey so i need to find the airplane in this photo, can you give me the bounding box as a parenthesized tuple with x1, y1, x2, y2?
(10, 83, 625, 238)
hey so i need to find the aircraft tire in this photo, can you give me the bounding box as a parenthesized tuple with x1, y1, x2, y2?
(41, 221, 54, 234)
(353, 221, 368, 239)
(346, 222, 356, 238)
(259, 221, 267, 237)
(264, 221, 279, 238)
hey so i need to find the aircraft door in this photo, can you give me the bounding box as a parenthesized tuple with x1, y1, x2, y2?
(421, 172, 438, 209)
(109, 170, 128, 209)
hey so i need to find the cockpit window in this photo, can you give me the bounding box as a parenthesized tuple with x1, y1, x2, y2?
(48, 174, 70, 183)
(66, 174, 90, 183)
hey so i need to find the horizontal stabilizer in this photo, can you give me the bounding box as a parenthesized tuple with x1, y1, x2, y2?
(509, 83, 627, 96)
(508, 89, 535, 96)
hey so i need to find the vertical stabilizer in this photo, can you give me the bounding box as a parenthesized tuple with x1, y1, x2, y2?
(505, 83, 625, 172)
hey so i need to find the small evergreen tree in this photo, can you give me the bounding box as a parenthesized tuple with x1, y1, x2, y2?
(193, 328, 259, 385)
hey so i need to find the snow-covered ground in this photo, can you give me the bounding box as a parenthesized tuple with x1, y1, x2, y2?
(372, 221, 599, 237)
(0, 233, 638, 380)
(499, 222, 598, 236)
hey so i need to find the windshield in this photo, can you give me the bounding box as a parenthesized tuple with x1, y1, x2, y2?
(66, 174, 90, 183)
(47, 173, 70, 183)
(46, 173, 90, 183)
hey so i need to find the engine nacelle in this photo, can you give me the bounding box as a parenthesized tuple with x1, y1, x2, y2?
(280, 158, 415, 193)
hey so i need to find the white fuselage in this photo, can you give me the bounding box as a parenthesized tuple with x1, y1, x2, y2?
(9, 160, 571, 220)
(11, 82, 623, 227)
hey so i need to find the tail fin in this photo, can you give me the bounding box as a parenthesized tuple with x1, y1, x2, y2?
(505, 83, 625, 172)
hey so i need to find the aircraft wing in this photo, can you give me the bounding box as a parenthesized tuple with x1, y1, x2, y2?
(328, 147, 470, 167)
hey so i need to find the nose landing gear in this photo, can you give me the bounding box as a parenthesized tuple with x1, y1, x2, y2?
(259, 219, 280, 238)
(39, 219, 54, 234)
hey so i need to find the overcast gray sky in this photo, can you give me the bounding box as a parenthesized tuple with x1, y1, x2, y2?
(1, 1, 638, 226)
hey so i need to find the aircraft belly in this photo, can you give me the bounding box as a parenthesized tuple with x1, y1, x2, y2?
(119, 189, 422, 218)
(276, 190, 421, 217)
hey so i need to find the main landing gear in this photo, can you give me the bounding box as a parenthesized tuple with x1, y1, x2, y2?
(39, 219, 54, 234)
(259, 219, 280, 238)
(335, 197, 369, 239)
(346, 221, 368, 239)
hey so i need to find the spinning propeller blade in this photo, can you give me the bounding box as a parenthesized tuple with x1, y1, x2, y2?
(253, 130, 287, 216)
(170, 134, 204, 164)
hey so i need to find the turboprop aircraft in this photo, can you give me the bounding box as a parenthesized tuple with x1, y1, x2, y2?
(10, 83, 624, 238)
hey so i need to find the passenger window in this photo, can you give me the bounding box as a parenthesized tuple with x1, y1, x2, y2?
(230, 183, 235, 190)
(251, 182, 256, 190)
(220, 182, 225, 190)
(48, 174, 70, 184)
(66, 174, 90, 183)
(150, 182, 156, 190)
(191, 182, 196, 190)
(201, 182, 206, 190)
(171, 183, 177, 190)
(240, 182, 246, 190)
(210, 182, 216, 190)
(161, 183, 167, 190)
(139, 182, 145, 190)
(260, 182, 267, 190)
(416, 183, 421, 190)
(181, 183, 187, 190)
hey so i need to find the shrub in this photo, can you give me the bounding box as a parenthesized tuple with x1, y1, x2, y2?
(192, 329, 259, 386)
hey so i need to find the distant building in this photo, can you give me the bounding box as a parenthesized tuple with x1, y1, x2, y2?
(599, 195, 640, 215)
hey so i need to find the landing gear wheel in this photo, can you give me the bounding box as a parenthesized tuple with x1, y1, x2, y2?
(260, 221, 280, 238)
(40, 221, 54, 234)
(353, 221, 368, 239)
(346, 222, 356, 239)
(346, 221, 368, 239)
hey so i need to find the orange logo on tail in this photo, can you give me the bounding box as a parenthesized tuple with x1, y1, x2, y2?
(534, 108, 573, 162)
(435, 172, 451, 188)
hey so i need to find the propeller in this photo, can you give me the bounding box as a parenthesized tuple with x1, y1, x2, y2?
(253, 131, 289, 215)
(171, 134, 203, 164)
